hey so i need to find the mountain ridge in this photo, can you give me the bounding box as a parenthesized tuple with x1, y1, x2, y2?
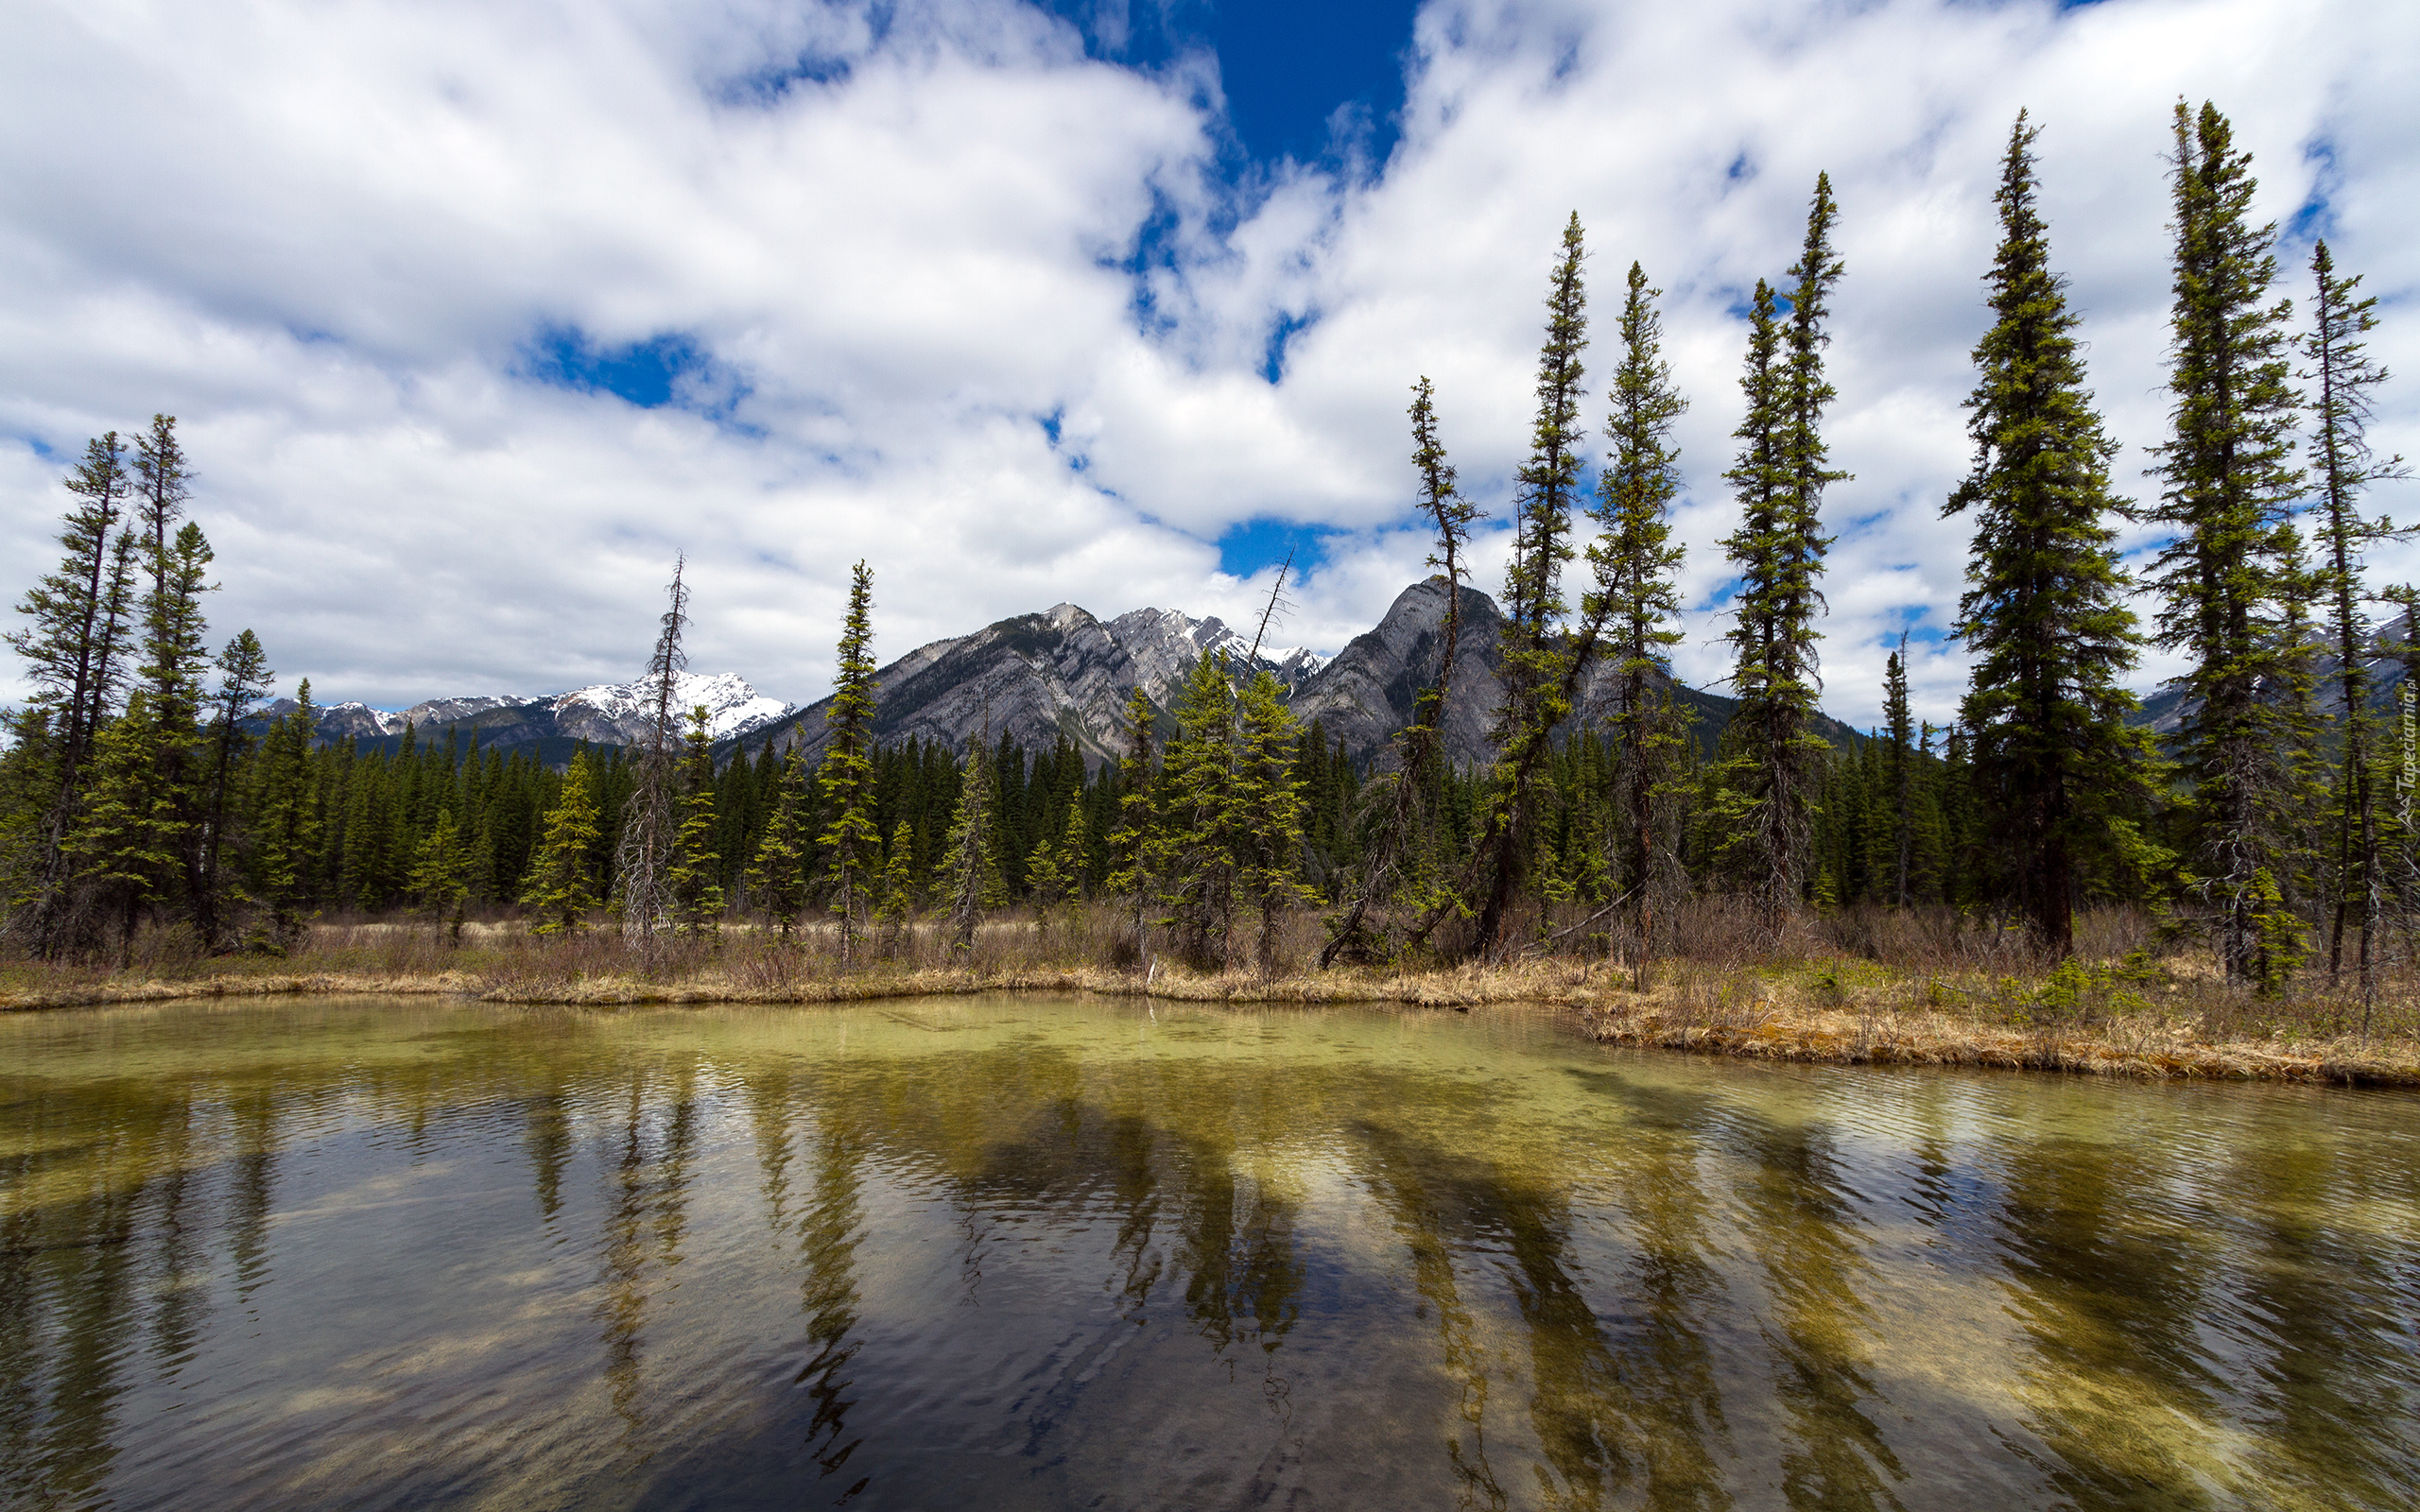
(255, 671, 793, 752)
(272, 580, 1871, 766)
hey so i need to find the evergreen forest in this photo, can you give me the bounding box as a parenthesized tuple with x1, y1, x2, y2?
(4, 103, 2411, 1016)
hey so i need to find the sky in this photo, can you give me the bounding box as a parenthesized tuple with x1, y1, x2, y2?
(2, 0, 2415, 730)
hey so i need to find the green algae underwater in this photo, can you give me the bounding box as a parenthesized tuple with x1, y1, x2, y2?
(4, 994, 2416, 1511)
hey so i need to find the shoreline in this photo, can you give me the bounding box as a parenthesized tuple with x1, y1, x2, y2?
(6, 964, 2415, 1089)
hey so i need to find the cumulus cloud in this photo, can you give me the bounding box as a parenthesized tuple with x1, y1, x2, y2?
(1, 0, 2412, 729)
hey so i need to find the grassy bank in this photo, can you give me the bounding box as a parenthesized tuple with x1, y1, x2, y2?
(6, 902, 2417, 1087)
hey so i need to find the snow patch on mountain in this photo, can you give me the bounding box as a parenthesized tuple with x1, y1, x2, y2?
(320, 700, 406, 737)
(554, 672, 794, 741)
(399, 694, 529, 727)
(270, 674, 793, 747)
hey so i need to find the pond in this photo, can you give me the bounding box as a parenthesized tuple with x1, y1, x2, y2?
(3, 994, 2415, 1510)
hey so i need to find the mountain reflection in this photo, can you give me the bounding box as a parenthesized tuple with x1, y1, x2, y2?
(2, 1000, 2416, 1512)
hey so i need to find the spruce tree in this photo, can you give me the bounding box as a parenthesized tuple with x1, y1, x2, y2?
(1025, 802, 1087, 942)
(1159, 651, 1240, 968)
(132, 415, 191, 574)
(1714, 177, 1847, 922)
(524, 750, 603, 935)
(245, 680, 320, 949)
(66, 693, 180, 963)
(1590, 260, 1692, 971)
(746, 747, 811, 936)
(133, 523, 216, 892)
(2147, 100, 2308, 987)
(2303, 238, 2409, 1016)
(1946, 113, 2158, 954)
(1104, 686, 1158, 958)
(5, 433, 138, 954)
(196, 629, 275, 948)
(1475, 214, 1592, 956)
(408, 807, 473, 943)
(1881, 642, 1914, 907)
(873, 820, 916, 955)
(61, 510, 216, 960)
(1232, 669, 1315, 975)
(817, 561, 880, 965)
(1715, 275, 1827, 917)
(9, 434, 133, 785)
(942, 731, 998, 951)
(667, 706, 724, 936)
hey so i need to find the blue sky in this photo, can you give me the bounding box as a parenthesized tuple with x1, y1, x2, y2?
(1042, 0, 1415, 169)
(2, 0, 2414, 725)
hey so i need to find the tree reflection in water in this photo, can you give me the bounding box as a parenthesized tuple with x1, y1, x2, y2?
(1, 999, 2416, 1512)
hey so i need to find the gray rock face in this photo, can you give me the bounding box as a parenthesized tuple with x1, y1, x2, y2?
(744, 601, 1327, 767)
(285, 699, 403, 741)
(744, 578, 1498, 770)
(2129, 618, 2413, 737)
(1285, 576, 1509, 768)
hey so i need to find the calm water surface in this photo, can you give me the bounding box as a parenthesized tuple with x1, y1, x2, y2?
(3, 995, 2416, 1511)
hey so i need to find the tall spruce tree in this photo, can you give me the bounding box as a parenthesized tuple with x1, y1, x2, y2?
(1159, 652, 1240, 968)
(130, 522, 216, 906)
(873, 820, 917, 954)
(747, 747, 811, 936)
(1716, 274, 1828, 917)
(243, 680, 320, 949)
(197, 629, 275, 949)
(1328, 377, 1482, 967)
(1104, 686, 1158, 959)
(66, 692, 179, 963)
(1232, 669, 1314, 976)
(1881, 641, 1915, 907)
(1946, 113, 2156, 954)
(1590, 261, 1691, 971)
(1718, 177, 1846, 920)
(409, 808, 473, 943)
(942, 731, 997, 951)
(2147, 100, 2308, 988)
(667, 705, 724, 936)
(525, 750, 603, 935)
(1475, 214, 1591, 956)
(817, 561, 880, 965)
(6, 433, 139, 954)
(2303, 238, 2409, 1015)
(13, 434, 133, 785)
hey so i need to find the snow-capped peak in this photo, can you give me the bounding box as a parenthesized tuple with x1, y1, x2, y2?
(555, 672, 794, 741)
(322, 699, 406, 735)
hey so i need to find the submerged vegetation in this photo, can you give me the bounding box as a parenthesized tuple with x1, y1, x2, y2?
(4, 101, 2416, 1082)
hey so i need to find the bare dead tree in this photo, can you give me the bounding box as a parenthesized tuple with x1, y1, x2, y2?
(615, 557, 688, 970)
(1246, 549, 1294, 663)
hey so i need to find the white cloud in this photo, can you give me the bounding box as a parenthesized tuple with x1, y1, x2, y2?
(2, 0, 2413, 730)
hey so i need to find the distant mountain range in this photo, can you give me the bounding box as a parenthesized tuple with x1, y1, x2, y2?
(2128, 612, 2419, 736)
(732, 578, 1865, 768)
(278, 579, 1873, 767)
(255, 671, 794, 760)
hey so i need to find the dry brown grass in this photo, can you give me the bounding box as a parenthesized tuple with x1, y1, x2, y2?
(1573, 955, 2420, 1087)
(5, 901, 2417, 1087)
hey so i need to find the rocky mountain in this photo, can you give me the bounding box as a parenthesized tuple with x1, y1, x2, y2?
(2130, 616, 2416, 736)
(268, 580, 1875, 771)
(256, 672, 792, 752)
(739, 577, 1863, 771)
(737, 603, 1329, 768)
(1280, 577, 1508, 765)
